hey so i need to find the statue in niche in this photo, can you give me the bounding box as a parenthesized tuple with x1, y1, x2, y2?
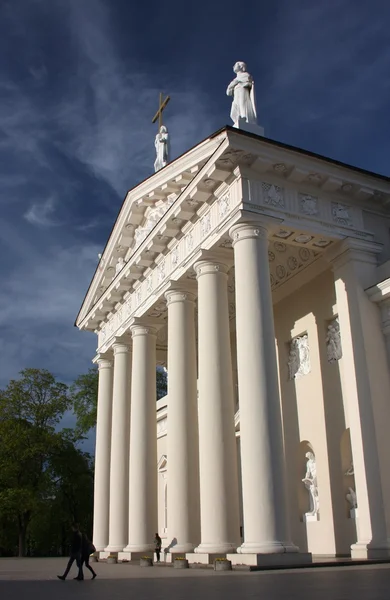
(345, 462, 358, 509)
(154, 125, 170, 172)
(226, 61, 257, 126)
(302, 451, 319, 517)
(326, 318, 342, 363)
(115, 256, 125, 275)
(288, 334, 311, 380)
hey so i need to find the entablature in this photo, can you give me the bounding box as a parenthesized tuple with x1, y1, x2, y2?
(78, 128, 390, 338)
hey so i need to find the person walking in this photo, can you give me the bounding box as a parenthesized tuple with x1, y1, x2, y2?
(80, 533, 97, 580)
(57, 523, 83, 581)
(154, 533, 162, 562)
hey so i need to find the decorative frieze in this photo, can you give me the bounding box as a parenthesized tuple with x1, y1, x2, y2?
(158, 260, 166, 284)
(332, 202, 352, 227)
(201, 213, 211, 237)
(218, 193, 230, 219)
(262, 182, 284, 207)
(288, 334, 311, 379)
(98, 186, 240, 348)
(299, 193, 319, 216)
(185, 232, 194, 253)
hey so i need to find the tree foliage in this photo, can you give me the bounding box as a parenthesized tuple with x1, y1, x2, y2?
(0, 369, 92, 557)
(0, 364, 168, 556)
(70, 367, 99, 437)
(71, 366, 168, 436)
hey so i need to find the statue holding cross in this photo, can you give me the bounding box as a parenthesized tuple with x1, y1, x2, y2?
(152, 92, 170, 172)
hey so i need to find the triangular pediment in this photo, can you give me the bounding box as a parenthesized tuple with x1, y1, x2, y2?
(76, 126, 390, 333)
(76, 129, 229, 327)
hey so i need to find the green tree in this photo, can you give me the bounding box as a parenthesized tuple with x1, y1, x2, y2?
(0, 368, 70, 556)
(156, 367, 167, 400)
(71, 366, 168, 436)
(70, 367, 99, 437)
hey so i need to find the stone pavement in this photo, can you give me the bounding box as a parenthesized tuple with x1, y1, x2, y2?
(1, 558, 390, 599)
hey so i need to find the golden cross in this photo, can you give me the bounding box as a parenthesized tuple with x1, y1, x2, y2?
(152, 92, 170, 129)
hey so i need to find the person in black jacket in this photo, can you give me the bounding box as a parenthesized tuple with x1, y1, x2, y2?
(80, 533, 97, 580)
(57, 523, 83, 581)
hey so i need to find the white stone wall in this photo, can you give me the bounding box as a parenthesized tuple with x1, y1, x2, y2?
(275, 268, 356, 555)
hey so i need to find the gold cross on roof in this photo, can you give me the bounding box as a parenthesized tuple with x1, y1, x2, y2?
(152, 92, 170, 129)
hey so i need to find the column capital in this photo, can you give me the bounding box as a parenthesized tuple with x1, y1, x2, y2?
(194, 259, 229, 279)
(229, 222, 268, 245)
(112, 336, 132, 355)
(97, 357, 113, 370)
(130, 323, 158, 338)
(93, 352, 113, 369)
(165, 289, 196, 306)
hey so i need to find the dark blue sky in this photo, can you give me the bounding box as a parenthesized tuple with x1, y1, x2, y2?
(1, 0, 390, 391)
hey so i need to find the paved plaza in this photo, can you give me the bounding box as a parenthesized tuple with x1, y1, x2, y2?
(0, 558, 390, 600)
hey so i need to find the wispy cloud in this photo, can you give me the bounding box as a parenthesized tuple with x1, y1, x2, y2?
(0, 0, 389, 396)
(261, 1, 390, 155)
(0, 241, 100, 387)
(24, 196, 60, 227)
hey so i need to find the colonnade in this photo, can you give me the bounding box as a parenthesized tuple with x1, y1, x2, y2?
(92, 222, 390, 562)
(92, 220, 297, 562)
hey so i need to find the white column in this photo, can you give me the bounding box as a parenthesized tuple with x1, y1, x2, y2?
(105, 340, 131, 553)
(330, 240, 390, 558)
(230, 223, 297, 555)
(165, 289, 200, 554)
(93, 355, 113, 551)
(194, 258, 241, 555)
(124, 324, 158, 553)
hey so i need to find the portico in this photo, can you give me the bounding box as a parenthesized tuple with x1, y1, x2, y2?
(77, 124, 390, 565)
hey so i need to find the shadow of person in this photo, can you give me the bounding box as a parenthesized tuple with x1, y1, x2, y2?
(164, 537, 178, 556)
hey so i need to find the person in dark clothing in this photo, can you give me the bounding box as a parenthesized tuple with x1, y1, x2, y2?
(80, 533, 97, 580)
(154, 533, 162, 562)
(57, 523, 83, 581)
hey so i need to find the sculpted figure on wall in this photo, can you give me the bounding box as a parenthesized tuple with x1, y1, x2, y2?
(345, 462, 358, 510)
(226, 61, 257, 126)
(288, 334, 311, 380)
(302, 451, 319, 517)
(326, 318, 342, 363)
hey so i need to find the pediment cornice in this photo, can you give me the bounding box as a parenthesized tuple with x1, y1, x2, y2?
(76, 126, 390, 334)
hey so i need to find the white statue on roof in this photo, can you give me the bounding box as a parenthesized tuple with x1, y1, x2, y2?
(226, 61, 257, 127)
(154, 125, 170, 172)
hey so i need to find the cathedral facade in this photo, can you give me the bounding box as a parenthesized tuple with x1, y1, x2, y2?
(76, 125, 390, 565)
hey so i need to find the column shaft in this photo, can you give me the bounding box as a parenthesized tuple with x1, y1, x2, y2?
(165, 289, 200, 553)
(125, 325, 158, 552)
(231, 223, 297, 554)
(105, 341, 131, 553)
(331, 245, 390, 557)
(194, 259, 240, 554)
(93, 356, 113, 551)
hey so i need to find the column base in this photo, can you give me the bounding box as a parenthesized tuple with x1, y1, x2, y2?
(351, 542, 390, 560)
(187, 552, 231, 565)
(93, 543, 108, 552)
(169, 543, 196, 555)
(99, 551, 111, 559)
(194, 542, 237, 554)
(104, 545, 125, 553)
(118, 550, 154, 562)
(237, 541, 299, 554)
(227, 552, 312, 567)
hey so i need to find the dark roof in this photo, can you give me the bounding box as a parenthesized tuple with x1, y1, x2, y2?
(222, 125, 390, 183)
